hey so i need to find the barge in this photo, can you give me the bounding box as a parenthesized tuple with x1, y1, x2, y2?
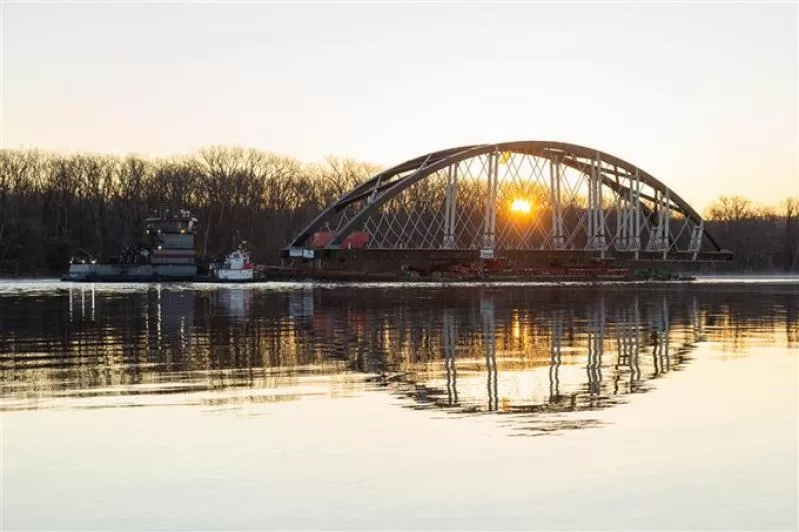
(62, 211, 694, 284)
(259, 264, 694, 283)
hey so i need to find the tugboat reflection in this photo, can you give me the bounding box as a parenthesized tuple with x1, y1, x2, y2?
(215, 288, 253, 323)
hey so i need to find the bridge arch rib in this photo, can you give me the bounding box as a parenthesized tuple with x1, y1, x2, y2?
(287, 141, 725, 260)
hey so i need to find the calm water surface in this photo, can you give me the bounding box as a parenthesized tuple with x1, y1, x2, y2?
(1, 279, 797, 530)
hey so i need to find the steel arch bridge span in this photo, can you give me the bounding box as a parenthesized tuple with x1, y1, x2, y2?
(287, 141, 727, 261)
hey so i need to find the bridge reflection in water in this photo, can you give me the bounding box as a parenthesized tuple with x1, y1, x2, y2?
(382, 290, 691, 417)
(0, 284, 795, 422)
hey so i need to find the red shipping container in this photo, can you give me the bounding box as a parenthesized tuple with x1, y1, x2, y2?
(342, 231, 369, 249)
(310, 231, 334, 248)
(310, 231, 369, 249)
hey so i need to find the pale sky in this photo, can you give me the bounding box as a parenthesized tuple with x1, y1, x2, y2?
(2, 1, 797, 210)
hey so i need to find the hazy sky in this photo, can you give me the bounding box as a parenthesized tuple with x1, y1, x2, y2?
(2, 1, 797, 210)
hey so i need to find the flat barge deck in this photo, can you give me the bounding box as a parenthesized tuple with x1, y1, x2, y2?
(60, 210, 697, 284)
(62, 266, 695, 283)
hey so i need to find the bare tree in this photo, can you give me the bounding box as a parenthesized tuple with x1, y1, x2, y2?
(0, 148, 795, 275)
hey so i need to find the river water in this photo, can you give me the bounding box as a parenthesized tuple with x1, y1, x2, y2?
(1, 279, 797, 530)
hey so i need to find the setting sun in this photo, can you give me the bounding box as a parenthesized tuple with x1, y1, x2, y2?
(510, 198, 532, 215)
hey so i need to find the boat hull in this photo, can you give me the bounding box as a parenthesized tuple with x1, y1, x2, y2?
(62, 263, 204, 282)
(215, 269, 255, 281)
(61, 264, 694, 284)
(257, 267, 695, 283)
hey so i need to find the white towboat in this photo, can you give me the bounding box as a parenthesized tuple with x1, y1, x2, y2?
(213, 244, 255, 281)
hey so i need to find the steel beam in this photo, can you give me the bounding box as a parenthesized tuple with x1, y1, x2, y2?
(442, 164, 458, 249)
(481, 151, 499, 254)
(284, 141, 725, 259)
(550, 154, 566, 249)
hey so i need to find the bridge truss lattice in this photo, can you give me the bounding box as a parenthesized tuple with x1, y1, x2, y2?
(288, 141, 725, 260)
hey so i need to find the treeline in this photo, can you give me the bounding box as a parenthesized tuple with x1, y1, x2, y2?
(704, 196, 799, 271)
(0, 148, 380, 274)
(0, 148, 797, 275)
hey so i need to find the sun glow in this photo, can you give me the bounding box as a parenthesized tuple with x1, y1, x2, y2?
(510, 198, 532, 215)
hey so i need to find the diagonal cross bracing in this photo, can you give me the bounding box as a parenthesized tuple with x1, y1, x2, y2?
(285, 141, 723, 259)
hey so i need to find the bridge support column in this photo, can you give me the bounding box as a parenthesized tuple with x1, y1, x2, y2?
(442, 164, 458, 249)
(615, 165, 629, 252)
(616, 169, 643, 258)
(549, 154, 566, 249)
(587, 154, 607, 255)
(631, 170, 642, 259)
(481, 151, 498, 255)
(689, 220, 704, 260)
(647, 189, 670, 258)
(587, 161, 594, 248)
(597, 158, 605, 257)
